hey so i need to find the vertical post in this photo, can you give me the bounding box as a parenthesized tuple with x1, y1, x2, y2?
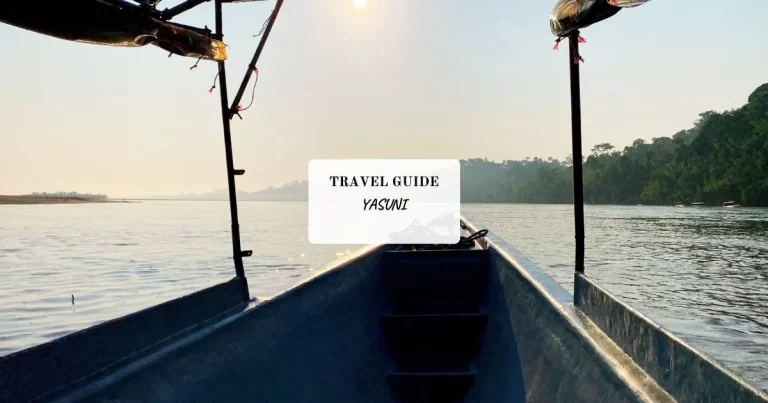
(215, 0, 247, 278)
(568, 31, 585, 274)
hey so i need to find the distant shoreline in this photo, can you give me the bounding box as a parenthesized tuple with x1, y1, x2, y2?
(0, 196, 135, 205)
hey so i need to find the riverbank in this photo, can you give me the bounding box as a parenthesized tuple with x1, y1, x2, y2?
(0, 196, 133, 205)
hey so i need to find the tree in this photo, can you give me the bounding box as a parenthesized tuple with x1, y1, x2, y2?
(457, 82, 768, 207)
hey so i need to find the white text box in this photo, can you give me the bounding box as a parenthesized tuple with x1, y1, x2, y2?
(308, 159, 460, 244)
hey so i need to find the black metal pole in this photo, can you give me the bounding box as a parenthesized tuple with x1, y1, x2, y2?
(161, 0, 210, 20)
(215, 0, 249, 278)
(228, 0, 285, 117)
(568, 31, 585, 274)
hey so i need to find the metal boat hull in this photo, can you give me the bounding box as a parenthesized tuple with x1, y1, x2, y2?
(1, 219, 766, 402)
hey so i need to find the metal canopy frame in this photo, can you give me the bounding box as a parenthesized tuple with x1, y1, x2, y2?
(157, 0, 286, 284)
(567, 31, 585, 275)
(15, 0, 583, 286)
(204, 0, 586, 285)
(211, 0, 285, 283)
(164, 0, 585, 288)
(553, 1, 651, 281)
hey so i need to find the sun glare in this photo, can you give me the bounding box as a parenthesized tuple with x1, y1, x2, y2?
(353, 0, 367, 10)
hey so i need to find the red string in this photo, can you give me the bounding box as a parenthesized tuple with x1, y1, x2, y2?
(554, 35, 585, 51)
(208, 72, 220, 94)
(235, 66, 259, 112)
(553, 37, 564, 50)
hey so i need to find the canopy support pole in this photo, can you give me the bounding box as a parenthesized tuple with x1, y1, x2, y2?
(228, 0, 285, 117)
(568, 31, 585, 274)
(161, 0, 210, 20)
(215, 0, 250, 279)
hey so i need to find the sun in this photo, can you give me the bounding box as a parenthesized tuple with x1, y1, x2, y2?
(353, 0, 367, 10)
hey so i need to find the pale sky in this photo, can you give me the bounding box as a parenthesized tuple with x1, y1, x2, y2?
(1, 0, 766, 198)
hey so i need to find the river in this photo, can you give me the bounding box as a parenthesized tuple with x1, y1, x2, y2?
(0, 201, 766, 391)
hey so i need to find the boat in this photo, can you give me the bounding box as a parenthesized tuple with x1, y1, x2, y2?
(723, 201, 742, 208)
(2, 1, 768, 402)
(2, 220, 767, 403)
(691, 202, 706, 207)
(3, 222, 768, 403)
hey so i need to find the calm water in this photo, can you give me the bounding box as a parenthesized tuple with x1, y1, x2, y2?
(1, 201, 767, 391)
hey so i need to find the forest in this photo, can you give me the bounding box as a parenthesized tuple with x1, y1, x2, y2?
(27, 192, 108, 200)
(460, 83, 768, 206)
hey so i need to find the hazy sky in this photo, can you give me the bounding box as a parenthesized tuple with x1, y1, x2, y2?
(1, 0, 766, 197)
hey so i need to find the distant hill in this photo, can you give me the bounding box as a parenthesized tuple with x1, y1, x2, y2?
(242, 180, 307, 201)
(152, 180, 308, 201)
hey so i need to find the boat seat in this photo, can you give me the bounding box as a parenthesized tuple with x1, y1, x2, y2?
(380, 248, 490, 402)
(387, 366, 478, 403)
(382, 249, 489, 301)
